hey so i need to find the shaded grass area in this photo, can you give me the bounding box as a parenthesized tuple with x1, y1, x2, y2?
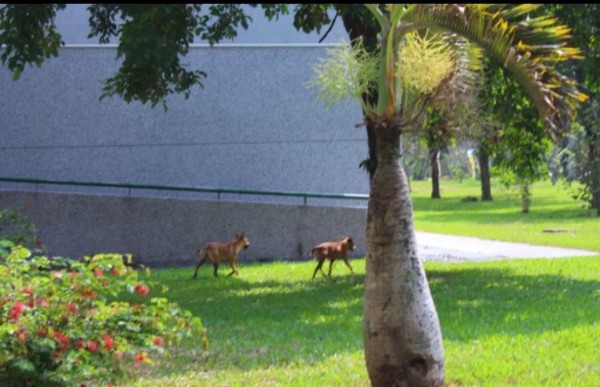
(130, 256, 600, 386)
(410, 178, 600, 251)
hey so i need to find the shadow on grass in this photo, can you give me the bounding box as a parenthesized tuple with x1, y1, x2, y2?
(143, 259, 599, 378)
(427, 263, 600, 341)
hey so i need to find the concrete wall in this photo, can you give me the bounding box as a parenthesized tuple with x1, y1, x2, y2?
(0, 45, 369, 198)
(0, 190, 367, 269)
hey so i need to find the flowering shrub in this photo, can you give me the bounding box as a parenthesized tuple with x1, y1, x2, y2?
(0, 240, 206, 386)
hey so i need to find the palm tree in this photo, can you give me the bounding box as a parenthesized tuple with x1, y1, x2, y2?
(312, 4, 586, 386)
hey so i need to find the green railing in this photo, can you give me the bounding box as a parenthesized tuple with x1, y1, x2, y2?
(0, 177, 369, 205)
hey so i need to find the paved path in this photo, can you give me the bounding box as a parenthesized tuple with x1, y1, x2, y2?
(416, 231, 599, 262)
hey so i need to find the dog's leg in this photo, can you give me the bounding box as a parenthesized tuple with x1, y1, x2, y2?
(192, 255, 209, 279)
(312, 259, 325, 279)
(342, 258, 354, 274)
(213, 262, 219, 278)
(227, 260, 238, 276)
(327, 259, 335, 277)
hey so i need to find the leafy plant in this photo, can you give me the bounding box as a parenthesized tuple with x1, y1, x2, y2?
(0, 241, 206, 386)
(0, 203, 42, 252)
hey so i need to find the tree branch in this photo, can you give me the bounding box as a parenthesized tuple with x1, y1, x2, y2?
(318, 12, 338, 43)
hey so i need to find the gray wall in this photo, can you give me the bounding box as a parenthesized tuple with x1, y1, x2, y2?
(0, 45, 369, 199)
(1, 4, 366, 198)
(0, 190, 367, 269)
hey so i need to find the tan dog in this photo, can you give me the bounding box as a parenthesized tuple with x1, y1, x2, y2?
(192, 233, 250, 278)
(309, 236, 356, 279)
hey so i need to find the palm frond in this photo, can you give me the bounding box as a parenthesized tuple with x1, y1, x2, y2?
(398, 4, 587, 139)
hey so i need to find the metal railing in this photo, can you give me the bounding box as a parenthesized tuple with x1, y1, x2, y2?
(0, 177, 369, 205)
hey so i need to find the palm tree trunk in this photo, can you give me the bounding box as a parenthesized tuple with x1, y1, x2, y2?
(363, 124, 444, 386)
(478, 148, 493, 201)
(430, 147, 441, 199)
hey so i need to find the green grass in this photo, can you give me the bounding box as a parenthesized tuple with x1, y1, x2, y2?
(127, 257, 600, 386)
(411, 178, 600, 251)
(124, 178, 600, 386)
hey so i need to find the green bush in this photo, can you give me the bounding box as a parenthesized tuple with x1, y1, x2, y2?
(0, 236, 206, 385)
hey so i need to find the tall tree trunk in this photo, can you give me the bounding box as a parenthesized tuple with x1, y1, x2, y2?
(430, 148, 441, 199)
(363, 123, 444, 386)
(478, 148, 493, 201)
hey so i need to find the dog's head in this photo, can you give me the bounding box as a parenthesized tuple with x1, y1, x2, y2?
(342, 236, 356, 251)
(235, 233, 250, 250)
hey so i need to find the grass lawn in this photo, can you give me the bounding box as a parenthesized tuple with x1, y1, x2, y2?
(126, 178, 599, 386)
(410, 178, 600, 251)
(131, 257, 599, 386)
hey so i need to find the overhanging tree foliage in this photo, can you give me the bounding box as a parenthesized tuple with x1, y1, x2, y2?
(1, 4, 291, 109)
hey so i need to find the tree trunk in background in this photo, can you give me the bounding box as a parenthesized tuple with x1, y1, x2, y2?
(430, 148, 441, 199)
(520, 181, 531, 214)
(478, 149, 493, 201)
(588, 123, 600, 214)
(363, 122, 444, 386)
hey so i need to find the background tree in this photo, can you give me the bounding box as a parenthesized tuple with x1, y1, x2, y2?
(424, 107, 449, 199)
(482, 60, 550, 213)
(547, 4, 600, 214)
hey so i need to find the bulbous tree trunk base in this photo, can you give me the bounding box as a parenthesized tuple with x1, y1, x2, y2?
(363, 128, 444, 386)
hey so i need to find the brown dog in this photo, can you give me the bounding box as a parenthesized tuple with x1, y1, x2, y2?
(309, 236, 356, 279)
(192, 233, 250, 278)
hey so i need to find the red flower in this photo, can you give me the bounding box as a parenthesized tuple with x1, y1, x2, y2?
(102, 334, 114, 351)
(22, 287, 33, 295)
(38, 298, 49, 308)
(65, 302, 78, 314)
(134, 284, 150, 296)
(74, 339, 85, 349)
(15, 329, 28, 342)
(54, 331, 69, 351)
(87, 340, 99, 352)
(153, 336, 164, 347)
(37, 329, 47, 337)
(133, 352, 147, 366)
(93, 268, 104, 278)
(9, 301, 25, 319)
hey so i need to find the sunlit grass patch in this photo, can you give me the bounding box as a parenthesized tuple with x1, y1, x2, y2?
(126, 256, 599, 386)
(411, 178, 600, 251)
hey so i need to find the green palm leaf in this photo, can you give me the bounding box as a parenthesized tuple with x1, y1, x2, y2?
(398, 4, 587, 139)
